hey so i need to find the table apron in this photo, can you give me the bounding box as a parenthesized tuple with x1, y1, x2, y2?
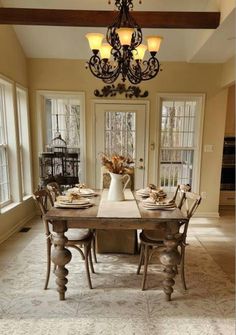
(50, 218, 187, 232)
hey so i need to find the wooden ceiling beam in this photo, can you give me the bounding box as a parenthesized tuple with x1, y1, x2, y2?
(0, 8, 220, 29)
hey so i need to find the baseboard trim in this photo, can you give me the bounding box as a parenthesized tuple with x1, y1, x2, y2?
(0, 213, 35, 245)
(194, 212, 220, 218)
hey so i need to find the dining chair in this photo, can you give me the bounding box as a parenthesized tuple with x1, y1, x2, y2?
(33, 189, 95, 290)
(137, 187, 201, 291)
(47, 182, 97, 264)
(46, 182, 61, 200)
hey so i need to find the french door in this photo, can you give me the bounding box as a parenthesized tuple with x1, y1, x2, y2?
(93, 101, 149, 190)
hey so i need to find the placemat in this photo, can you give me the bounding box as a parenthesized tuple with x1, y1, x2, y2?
(97, 189, 141, 218)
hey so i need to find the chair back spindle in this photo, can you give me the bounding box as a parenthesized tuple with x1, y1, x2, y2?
(33, 189, 54, 236)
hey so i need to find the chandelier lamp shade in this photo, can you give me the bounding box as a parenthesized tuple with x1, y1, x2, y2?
(85, 0, 163, 84)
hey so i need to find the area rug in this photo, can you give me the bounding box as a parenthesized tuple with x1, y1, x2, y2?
(0, 232, 234, 335)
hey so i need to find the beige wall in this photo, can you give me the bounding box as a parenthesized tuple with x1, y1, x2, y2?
(225, 84, 235, 136)
(28, 59, 229, 215)
(221, 56, 235, 88)
(0, 25, 35, 242)
(0, 25, 28, 86)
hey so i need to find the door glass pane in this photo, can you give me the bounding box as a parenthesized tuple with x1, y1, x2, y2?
(105, 111, 136, 159)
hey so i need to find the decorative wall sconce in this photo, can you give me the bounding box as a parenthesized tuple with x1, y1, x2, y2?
(94, 83, 148, 98)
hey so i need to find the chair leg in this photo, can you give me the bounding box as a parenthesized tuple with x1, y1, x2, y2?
(141, 245, 150, 291)
(88, 243, 95, 274)
(84, 244, 93, 289)
(180, 245, 187, 290)
(137, 243, 144, 275)
(92, 232, 98, 263)
(44, 238, 51, 290)
(69, 245, 85, 260)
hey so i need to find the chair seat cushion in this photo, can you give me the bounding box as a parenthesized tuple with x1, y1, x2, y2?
(66, 228, 91, 241)
(52, 229, 91, 242)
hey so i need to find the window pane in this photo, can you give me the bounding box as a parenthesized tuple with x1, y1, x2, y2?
(47, 99, 80, 149)
(105, 111, 136, 159)
(159, 99, 197, 189)
(0, 146, 10, 204)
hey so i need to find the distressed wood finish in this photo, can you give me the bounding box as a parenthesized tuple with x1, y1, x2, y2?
(0, 8, 220, 29)
(160, 236, 181, 301)
(50, 221, 71, 301)
(45, 192, 187, 301)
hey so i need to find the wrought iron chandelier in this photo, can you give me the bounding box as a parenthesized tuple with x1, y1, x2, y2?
(86, 0, 163, 84)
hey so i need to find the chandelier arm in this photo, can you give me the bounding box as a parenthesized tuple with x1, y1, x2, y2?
(127, 62, 142, 84)
(87, 54, 121, 83)
(140, 57, 160, 81)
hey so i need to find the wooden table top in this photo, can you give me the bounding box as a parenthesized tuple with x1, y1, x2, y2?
(45, 192, 187, 230)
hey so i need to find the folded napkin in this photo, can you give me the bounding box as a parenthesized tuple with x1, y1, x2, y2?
(57, 193, 82, 203)
(149, 189, 167, 202)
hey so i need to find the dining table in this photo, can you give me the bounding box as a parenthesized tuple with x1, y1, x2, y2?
(45, 189, 188, 302)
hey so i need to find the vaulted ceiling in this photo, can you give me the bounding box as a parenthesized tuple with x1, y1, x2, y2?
(1, 0, 235, 62)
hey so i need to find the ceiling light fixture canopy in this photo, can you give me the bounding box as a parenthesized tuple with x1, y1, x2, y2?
(86, 0, 163, 84)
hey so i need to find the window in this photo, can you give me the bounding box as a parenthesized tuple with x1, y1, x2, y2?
(40, 92, 86, 183)
(16, 86, 32, 197)
(0, 84, 10, 206)
(158, 94, 204, 192)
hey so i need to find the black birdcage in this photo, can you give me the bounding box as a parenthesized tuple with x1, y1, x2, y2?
(39, 132, 80, 188)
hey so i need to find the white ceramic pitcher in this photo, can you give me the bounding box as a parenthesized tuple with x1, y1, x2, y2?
(107, 172, 130, 201)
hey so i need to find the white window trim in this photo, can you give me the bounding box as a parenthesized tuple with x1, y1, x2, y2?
(36, 90, 86, 183)
(156, 93, 205, 193)
(0, 75, 22, 207)
(16, 83, 33, 197)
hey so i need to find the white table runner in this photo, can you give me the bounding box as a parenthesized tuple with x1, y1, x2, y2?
(97, 189, 141, 218)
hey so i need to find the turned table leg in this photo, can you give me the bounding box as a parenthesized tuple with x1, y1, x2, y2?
(51, 221, 71, 301)
(160, 234, 181, 301)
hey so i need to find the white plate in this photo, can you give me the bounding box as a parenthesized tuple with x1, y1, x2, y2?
(142, 200, 176, 210)
(54, 202, 93, 209)
(142, 206, 176, 211)
(57, 198, 90, 205)
(136, 189, 150, 197)
(66, 188, 95, 197)
(79, 189, 96, 196)
(143, 204, 175, 209)
(143, 198, 174, 205)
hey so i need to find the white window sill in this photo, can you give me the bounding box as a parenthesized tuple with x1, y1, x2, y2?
(23, 194, 33, 201)
(1, 195, 33, 214)
(1, 202, 21, 214)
